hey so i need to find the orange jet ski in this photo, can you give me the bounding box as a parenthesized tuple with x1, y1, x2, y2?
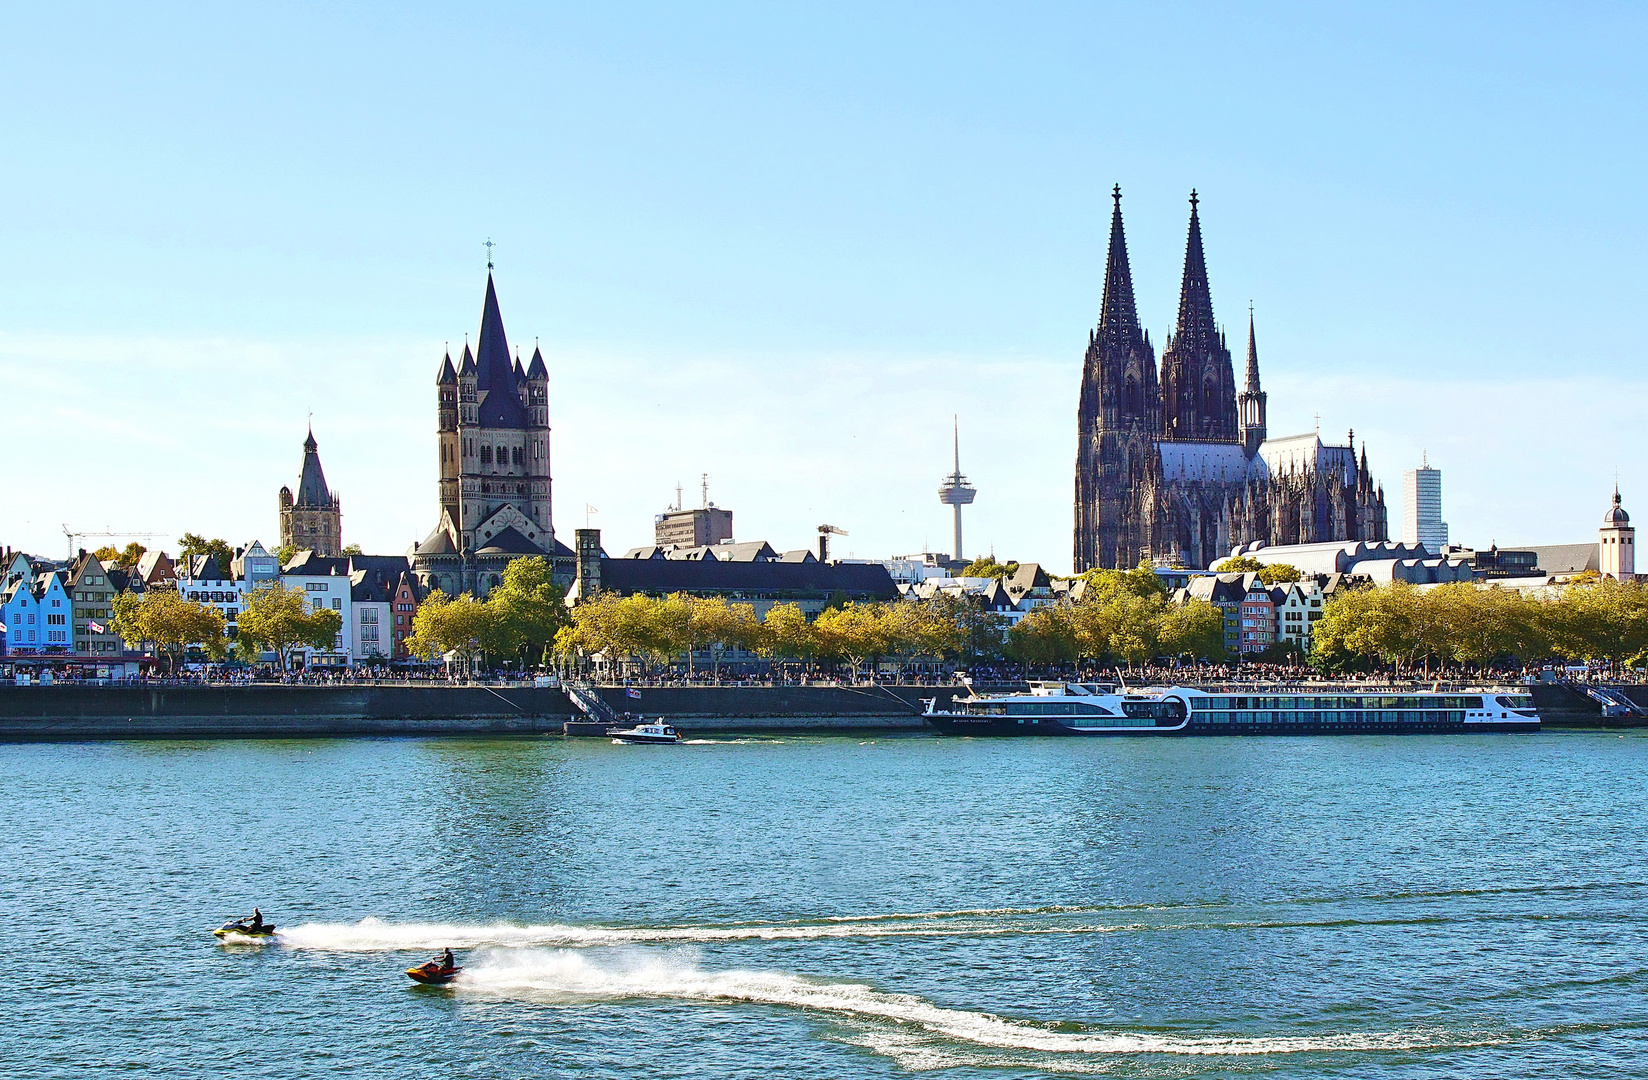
(407, 960, 462, 985)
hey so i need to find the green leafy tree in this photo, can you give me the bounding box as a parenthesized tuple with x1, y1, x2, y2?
(1214, 556, 1301, 584)
(1158, 599, 1228, 660)
(959, 557, 1019, 580)
(178, 533, 236, 574)
(487, 556, 570, 667)
(236, 584, 344, 669)
(93, 542, 147, 569)
(273, 543, 299, 567)
(110, 589, 226, 672)
(341, 543, 363, 556)
(1004, 605, 1078, 667)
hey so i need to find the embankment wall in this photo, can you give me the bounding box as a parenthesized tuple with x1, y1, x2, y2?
(0, 684, 967, 740)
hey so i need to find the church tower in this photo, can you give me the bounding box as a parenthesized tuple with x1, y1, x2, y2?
(1075, 186, 1159, 571)
(414, 269, 559, 596)
(1600, 486, 1634, 581)
(278, 427, 342, 556)
(1238, 310, 1267, 457)
(1159, 192, 1238, 443)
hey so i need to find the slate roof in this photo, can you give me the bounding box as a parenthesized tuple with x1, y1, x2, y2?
(416, 526, 457, 556)
(1513, 544, 1599, 575)
(283, 552, 349, 576)
(294, 428, 334, 508)
(437, 352, 457, 385)
(474, 274, 528, 429)
(526, 346, 547, 379)
(598, 558, 898, 600)
(475, 526, 544, 556)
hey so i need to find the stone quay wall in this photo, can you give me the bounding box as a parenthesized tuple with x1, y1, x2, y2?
(0, 683, 970, 741)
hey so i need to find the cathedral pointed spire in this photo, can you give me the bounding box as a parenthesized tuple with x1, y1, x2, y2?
(472, 272, 528, 427)
(1098, 184, 1142, 341)
(1174, 190, 1218, 353)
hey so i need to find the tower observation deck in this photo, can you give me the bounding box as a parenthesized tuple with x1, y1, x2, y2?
(937, 416, 976, 562)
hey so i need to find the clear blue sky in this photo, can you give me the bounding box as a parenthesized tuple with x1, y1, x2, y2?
(4, 3, 1644, 569)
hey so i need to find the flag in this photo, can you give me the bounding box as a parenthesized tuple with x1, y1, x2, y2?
(625, 688, 641, 700)
(88, 621, 105, 634)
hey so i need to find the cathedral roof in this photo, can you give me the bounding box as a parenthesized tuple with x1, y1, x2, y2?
(437, 352, 456, 385)
(294, 427, 334, 508)
(474, 526, 544, 556)
(526, 345, 547, 379)
(457, 343, 476, 378)
(475, 273, 529, 428)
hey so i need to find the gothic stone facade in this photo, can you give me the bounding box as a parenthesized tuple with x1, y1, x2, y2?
(1074, 189, 1387, 572)
(412, 273, 571, 597)
(279, 428, 342, 557)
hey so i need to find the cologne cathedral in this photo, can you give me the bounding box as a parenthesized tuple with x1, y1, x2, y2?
(1074, 189, 1388, 572)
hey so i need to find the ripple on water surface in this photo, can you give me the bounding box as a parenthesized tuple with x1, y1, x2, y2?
(2, 732, 1646, 1077)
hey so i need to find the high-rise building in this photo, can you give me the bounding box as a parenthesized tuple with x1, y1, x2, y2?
(1073, 188, 1387, 571)
(1401, 455, 1449, 552)
(278, 427, 342, 556)
(655, 507, 734, 548)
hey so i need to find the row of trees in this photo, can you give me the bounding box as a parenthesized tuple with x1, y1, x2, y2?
(1311, 577, 1648, 672)
(110, 583, 343, 671)
(1005, 564, 1226, 666)
(553, 590, 1007, 677)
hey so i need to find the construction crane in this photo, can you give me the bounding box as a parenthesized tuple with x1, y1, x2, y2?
(62, 526, 164, 562)
(817, 524, 848, 563)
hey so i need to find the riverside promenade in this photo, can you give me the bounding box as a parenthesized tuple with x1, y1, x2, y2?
(0, 680, 1643, 740)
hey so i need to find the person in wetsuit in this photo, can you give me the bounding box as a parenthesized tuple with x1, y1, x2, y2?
(249, 908, 266, 932)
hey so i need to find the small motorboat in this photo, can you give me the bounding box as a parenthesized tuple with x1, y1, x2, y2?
(406, 961, 462, 985)
(610, 720, 682, 745)
(213, 919, 277, 941)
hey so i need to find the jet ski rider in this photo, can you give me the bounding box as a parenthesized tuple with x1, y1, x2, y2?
(434, 947, 455, 973)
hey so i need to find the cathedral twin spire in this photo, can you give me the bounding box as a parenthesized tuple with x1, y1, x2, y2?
(1091, 188, 1244, 445)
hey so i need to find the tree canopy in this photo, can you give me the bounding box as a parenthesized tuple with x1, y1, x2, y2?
(235, 584, 345, 669)
(959, 557, 1019, 580)
(1213, 556, 1302, 584)
(93, 542, 147, 569)
(111, 589, 226, 671)
(404, 557, 569, 668)
(178, 533, 236, 574)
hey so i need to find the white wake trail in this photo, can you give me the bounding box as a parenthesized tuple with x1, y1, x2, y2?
(455, 949, 1480, 1058)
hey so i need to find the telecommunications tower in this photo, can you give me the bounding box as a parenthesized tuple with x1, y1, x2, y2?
(937, 416, 976, 562)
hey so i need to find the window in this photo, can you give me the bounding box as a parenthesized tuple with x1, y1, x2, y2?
(480, 445, 493, 464)
(306, 582, 326, 592)
(360, 609, 378, 624)
(332, 598, 341, 610)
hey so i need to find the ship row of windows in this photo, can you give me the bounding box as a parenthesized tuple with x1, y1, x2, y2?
(1196, 695, 1491, 711)
(1199, 710, 1465, 725)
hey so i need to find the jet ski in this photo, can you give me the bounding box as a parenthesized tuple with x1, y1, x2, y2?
(213, 919, 277, 940)
(406, 960, 462, 985)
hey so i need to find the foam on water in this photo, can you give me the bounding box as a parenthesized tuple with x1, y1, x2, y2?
(454, 948, 1482, 1059)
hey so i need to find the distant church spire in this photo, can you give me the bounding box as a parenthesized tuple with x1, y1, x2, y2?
(1238, 305, 1268, 456)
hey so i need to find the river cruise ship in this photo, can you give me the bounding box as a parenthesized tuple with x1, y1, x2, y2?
(922, 682, 1540, 736)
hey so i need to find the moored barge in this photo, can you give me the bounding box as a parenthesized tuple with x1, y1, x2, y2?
(923, 682, 1540, 736)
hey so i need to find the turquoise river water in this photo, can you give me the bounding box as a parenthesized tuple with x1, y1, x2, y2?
(3, 731, 1646, 1078)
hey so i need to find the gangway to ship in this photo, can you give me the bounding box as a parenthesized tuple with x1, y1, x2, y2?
(1572, 684, 1644, 717)
(564, 681, 625, 727)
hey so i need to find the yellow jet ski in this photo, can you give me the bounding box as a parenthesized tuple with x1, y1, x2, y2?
(213, 918, 276, 941)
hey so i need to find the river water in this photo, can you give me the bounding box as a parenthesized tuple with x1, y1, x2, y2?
(4, 731, 1645, 1078)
